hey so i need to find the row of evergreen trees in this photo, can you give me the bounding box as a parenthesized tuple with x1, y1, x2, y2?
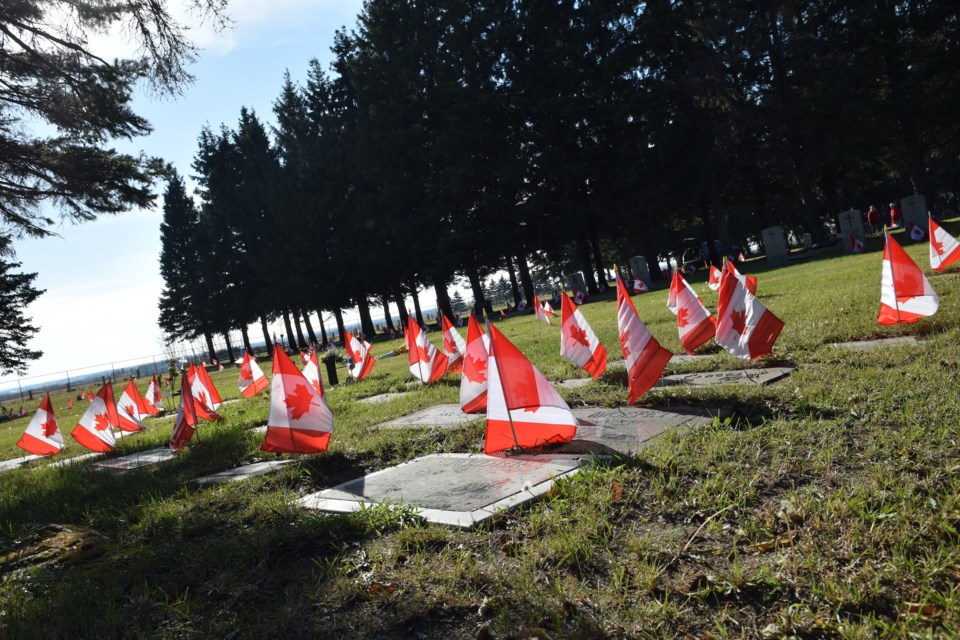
(158, 0, 960, 357)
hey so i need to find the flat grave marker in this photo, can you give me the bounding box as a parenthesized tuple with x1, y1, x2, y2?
(359, 392, 410, 405)
(553, 406, 720, 456)
(657, 367, 794, 388)
(372, 404, 482, 430)
(668, 353, 717, 364)
(300, 453, 585, 529)
(557, 378, 592, 390)
(90, 447, 175, 472)
(832, 336, 920, 350)
(196, 459, 298, 485)
(0, 454, 43, 473)
(46, 452, 103, 469)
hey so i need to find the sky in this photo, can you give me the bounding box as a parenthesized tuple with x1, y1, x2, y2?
(1, 0, 404, 387)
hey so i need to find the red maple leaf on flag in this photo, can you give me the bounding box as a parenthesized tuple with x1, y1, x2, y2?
(284, 384, 317, 420)
(677, 306, 689, 328)
(197, 390, 208, 406)
(41, 418, 58, 437)
(619, 332, 631, 359)
(932, 236, 945, 257)
(568, 324, 591, 348)
(93, 413, 110, 431)
(417, 344, 432, 363)
(124, 404, 135, 416)
(443, 335, 456, 353)
(730, 309, 748, 335)
(240, 364, 253, 380)
(463, 354, 487, 384)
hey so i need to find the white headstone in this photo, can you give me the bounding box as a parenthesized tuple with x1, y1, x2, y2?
(900, 195, 927, 231)
(563, 272, 586, 293)
(761, 226, 789, 267)
(299, 453, 586, 529)
(628, 256, 651, 290)
(838, 209, 866, 253)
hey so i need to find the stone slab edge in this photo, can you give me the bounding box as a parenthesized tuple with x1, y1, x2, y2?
(299, 453, 586, 531)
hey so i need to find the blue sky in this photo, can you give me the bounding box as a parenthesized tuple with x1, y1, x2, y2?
(2, 0, 374, 386)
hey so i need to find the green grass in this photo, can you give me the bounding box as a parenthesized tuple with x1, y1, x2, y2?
(2, 225, 960, 638)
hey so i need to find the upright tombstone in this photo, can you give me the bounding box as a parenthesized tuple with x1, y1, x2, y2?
(900, 195, 927, 231)
(628, 256, 651, 289)
(838, 209, 866, 253)
(761, 226, 789, 267)
(563, 271, 586, 294)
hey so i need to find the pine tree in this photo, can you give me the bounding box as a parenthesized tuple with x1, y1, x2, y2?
(0, 237, 43, 374)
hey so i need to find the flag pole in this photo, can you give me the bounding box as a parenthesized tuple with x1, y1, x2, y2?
(485, 318, 521, 451)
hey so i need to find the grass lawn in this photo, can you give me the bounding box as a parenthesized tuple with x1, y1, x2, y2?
(2, 225, 960, 638)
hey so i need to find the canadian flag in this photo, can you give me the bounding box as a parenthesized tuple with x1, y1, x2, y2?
(560, 292, 608, 378)
(460, 313, 489, 414)
(261, 344, 334, 454)
(715, 267, 784, 359)
(186, 364, 222, 421)
(724, 260, 757, 296)
(344, 330, 376, 380)
(406, 316, 448, 383)
(170, 373, 199, 451)
(484, 322, 577, 454)
(708, 265, 722, 291)
(929, 218, 960, 272)
(441, 313, 467, 373)
(631, 278, 649, 295)
(143, 375, 162, 415)
(238, 351, 269, 398)
(300, 349, 326, 398)
(116, 380, 147, 432)
(195, 364, 223, 409)
(907, 220, 926, 242)
(879, 233, 939, 325)
(849, 234, 865, 254)
(667, 271, 716, 354)
(534, 294, 552, 325)
(616, 275, 672, 402)
(71, 384, 119, 453)
(16, 393, 65, 456)
(573, 289, 586, 305)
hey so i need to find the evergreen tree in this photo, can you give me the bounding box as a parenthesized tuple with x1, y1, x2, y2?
(0, 237, 43, 374)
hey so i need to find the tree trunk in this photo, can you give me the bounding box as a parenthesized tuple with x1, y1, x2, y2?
(223, 333, 235, 363)
(506, 257, 522, 305)
(259, 314, 273, 353)
(466, 266, 486, 315)
(241, 325, 252, 354)
(301, 309, 318, 345)
(577, 238, 599, 294)
(333, 309, 346, 345)
(432, 273, 453, 321)
(515, 253, 535, 306)
(204, 331, 216, 363)
(292, 309, 306, 350)
(281, 309, 295, 351)
(641, 238, 665, 281)
(589, 227, 606, 289)
(699, 200, 723, 268)
(317, 311, 328, 345)
(381, 296, 395, 333)
(394, 291, 409, 327)
(356, 287, 376, 338)
(411, 283, 424, 326)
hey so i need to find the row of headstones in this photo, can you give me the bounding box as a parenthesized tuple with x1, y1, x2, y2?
(1, 336, 920, 528)
(839, 194, 929, 253)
